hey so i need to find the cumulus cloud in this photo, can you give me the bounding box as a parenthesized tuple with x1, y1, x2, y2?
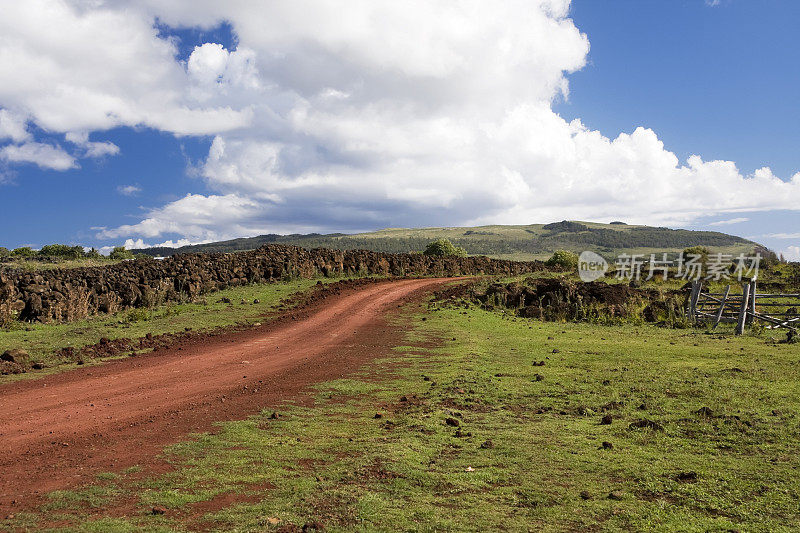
(97, 193, 266, 241)
(0, 142, 76, 170)
(0, 0, 251, 143)
(1, 1, 798, 245)
(0, 109, 30, 142)
(65, 132, 120, 158)
(123, 237, 209, 250)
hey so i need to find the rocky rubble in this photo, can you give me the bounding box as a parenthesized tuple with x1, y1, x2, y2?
(434, 276, 686, 324)
(0, 244, 544, 324)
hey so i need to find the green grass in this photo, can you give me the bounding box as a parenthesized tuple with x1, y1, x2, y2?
(0, 277, 358, 380)
(0, 257, 124, 271)
(9, 293, 799, 532)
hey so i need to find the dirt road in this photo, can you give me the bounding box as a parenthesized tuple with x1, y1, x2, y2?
(0, 277, 452, 513)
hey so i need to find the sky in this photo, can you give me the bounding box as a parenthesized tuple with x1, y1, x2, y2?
(0, 0, 798, 258)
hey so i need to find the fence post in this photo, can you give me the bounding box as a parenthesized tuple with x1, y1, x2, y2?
(735, 282, 751, 335)
(747, 280, 757, 325)
(688, 281, 701, 321)
(712, 285, 731, 330)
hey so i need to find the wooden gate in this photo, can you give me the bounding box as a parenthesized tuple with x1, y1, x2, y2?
(688, 280, 799, 335)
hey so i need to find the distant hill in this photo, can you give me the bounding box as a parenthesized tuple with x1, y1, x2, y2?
(135, 221, 764, 261)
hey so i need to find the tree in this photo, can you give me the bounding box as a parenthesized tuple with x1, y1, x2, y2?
(545, 250, 579, 270)
(0, 247, 9, 258)
(85, 247, 102, 259)
(39, 244, 84, 259)
(11, 247, 36, 258)
(109, 246, 134, 260)
(423, 238, 467, 257)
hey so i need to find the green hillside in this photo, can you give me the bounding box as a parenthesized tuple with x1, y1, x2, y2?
(137, 221, 763, 261)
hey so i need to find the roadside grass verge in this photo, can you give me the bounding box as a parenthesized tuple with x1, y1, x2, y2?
(0, 257, 124, 272)
(0, 276, 362, 381)
(5, 299, 800, 531)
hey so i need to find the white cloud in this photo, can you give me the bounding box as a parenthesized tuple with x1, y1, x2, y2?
(709, 217, 750, 226)
(65, 131, 120, 158)
(781, 246, 800, 261)
(0, 0, 252, 139)
(0, 109, 30, 142)
(116, 184, 141, 196)
(97, 193, 266, 241)
(123, 237, 209, 249)
(0, 1, 798, 242)
(763, 232, 800, 239)
(0, 142, 76, 170)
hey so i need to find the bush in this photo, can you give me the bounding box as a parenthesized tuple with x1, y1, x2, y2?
(0, 247, 9, 258)
(38, 244, 84, 259)
(11, 247, 36, 258)
(545, 250, 579, 270)
(85, 247, 102, 259)
(109, 246, 134, 260)
(423, 238, 467, 257)
(682, 245, 709, 258)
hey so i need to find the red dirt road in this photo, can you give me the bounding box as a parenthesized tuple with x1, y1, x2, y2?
(0, 277, 452, 514)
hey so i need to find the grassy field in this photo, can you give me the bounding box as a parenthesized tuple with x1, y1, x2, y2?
(0, 277, 360, 381)
(6, 284, 799, 532)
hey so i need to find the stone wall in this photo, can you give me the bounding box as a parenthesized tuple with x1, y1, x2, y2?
(0, 245, 545, 323)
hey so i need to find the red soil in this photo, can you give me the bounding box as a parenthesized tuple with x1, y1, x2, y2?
(0, 277, 453, 515)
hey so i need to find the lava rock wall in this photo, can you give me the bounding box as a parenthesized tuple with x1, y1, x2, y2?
(0, 245, 544, 323)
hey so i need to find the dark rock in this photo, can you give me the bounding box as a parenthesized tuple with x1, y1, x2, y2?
(628, 419, 664, 431)
(600, 414, 613, 425)
(1, 348, 29, 364)
(444, 417, 460, 427)
(695, 406, 715, 418)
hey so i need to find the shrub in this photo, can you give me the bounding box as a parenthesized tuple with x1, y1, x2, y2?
(85, 248, 102, 259)
(423, 238, 467, 257)
(0, 247, 9, 258)
(11, 247, 36, 258)
(545, 250, 579, 270)
(109, 246, 134, 260)
(38, 244, 84, 259)
(682, 245, 709, 259)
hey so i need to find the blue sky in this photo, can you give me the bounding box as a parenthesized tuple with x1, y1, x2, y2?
(0, 1, 798, 258)
(555, 0, 800, 255)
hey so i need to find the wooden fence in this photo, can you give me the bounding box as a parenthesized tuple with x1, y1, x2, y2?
(688, 280, 799, 335)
